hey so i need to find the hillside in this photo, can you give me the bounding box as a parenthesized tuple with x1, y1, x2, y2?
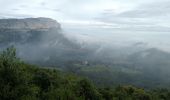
(0, 47, 170, 100)
(0, 18, 87, 66)
(1, 18, 170, 89)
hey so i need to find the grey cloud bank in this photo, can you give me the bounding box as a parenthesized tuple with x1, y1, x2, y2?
(0, 0, 170, 51)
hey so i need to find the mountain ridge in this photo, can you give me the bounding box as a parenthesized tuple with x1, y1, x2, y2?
(0, 17, 60, 30)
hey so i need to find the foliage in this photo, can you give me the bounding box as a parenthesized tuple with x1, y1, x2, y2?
(0, 47, 170, 100)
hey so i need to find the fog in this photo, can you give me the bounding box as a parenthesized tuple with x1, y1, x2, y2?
(62, 22, 170, 52)
(1, 0, 170, 50)
(0, 0, 170, 88)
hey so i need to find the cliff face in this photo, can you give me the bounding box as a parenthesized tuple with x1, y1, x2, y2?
(0, 17, 60, 30)
(0, 17, 85, 66)
(0, 17, 63, 45)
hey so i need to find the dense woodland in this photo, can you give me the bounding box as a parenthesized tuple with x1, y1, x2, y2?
(0, 47, 170, 100)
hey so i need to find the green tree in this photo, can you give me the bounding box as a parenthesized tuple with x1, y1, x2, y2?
(76, 79, 102, 100)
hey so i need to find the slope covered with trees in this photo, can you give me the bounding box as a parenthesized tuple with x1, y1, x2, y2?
(0, 47, 170, 100)
(1, 18, 170, 89)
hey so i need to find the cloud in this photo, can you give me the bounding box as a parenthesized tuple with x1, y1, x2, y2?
(93, 0, 170, 32)
(116, 1, 170, 18)
(0, 0, 170, 32)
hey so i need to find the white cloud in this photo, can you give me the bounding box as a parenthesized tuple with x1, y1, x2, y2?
(0, 0, 170, 32)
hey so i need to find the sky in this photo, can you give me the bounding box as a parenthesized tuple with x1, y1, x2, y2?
(0, 0, 169, 29)
(0, 0, 170, 51)
(0, 0, 169, 26)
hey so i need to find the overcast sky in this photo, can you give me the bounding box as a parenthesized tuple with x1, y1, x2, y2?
(0, 0, 170, 50)
(0, 0, 169, 27)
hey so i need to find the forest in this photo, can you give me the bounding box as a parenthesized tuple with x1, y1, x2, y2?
(0, 47, 170, 100)
(0, 0, 170, 99)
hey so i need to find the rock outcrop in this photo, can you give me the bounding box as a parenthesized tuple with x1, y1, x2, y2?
(0, 17, 85, 66)
(0, 17, 60, 30)
(0, 17, 63, 45)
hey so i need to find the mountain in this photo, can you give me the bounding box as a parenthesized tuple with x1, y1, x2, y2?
(0, 17, 60, 29)
(1, 17, 170, 88)
(0, 46, 169, 100)
(128, 48, 170, 67)
(0, 18, 76, 65)
(0, 17, 69, 45)
(0, 18, 94, 66)
(127, 48, 170, 86)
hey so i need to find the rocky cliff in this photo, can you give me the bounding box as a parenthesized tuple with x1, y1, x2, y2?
(0, 17, 87, 66)
(0, 17, 64, 45)
(0, 17, 60, 30)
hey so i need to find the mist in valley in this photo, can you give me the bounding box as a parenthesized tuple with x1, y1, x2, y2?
(0, 0, 170, 88)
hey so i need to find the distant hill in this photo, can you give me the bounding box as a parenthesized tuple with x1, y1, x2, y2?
(0, 17, 68, 45)
(0, 18, 92, 66)
(1, 46, 169, 100)
(1, 18, 170, 88)
(0, 17, 60, 29)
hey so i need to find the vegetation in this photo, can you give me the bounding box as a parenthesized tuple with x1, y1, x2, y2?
(64, 62, 170, 88)
(0, 47, 170, 100)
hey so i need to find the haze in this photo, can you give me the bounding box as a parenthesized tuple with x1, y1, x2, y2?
(0, 0, 170, 51)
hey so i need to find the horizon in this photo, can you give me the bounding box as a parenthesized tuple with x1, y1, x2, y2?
(0, 0, 170, 52)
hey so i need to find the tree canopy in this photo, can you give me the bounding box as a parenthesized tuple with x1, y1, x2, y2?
(0, 47, 169, 100)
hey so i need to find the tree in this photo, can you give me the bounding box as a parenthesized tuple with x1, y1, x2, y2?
(76, 79, 102, 100)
